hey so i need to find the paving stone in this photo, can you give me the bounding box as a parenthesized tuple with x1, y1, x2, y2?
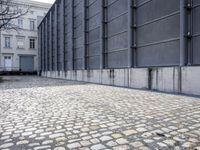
(54, 147, 66, 150)
(34, 145, 51, 150)
(56, 137, 67, 142)
(42, 140, 54, 145)
(123, 130, 137, 136)
(2, 132, 12, 136)
(67, 142, 81, 149)
(49, 133, 65, 139)
(25, 128, 37, 132)
(139, 146, 151, 150)
(1, 136, 10, 140)
(90, 138, 100, 144)
(106, 141, 117, 147)
(35, 129, 44, 134)
(178, 128, 189, 133)
(91, 144, 106, 150)
(79, 148, 90, 150)
(157, 142, 167, 147)
(28, 143, 40, 147)
(22, 132, 32, 136)
(182, 142, 196, 148)
(16, 140, 29, 145)
(111, 134, 122, 139)
(0, 76, 200, 150)
(100, 136, 112, 142)
(0, 143, 14, 148)
(80, 140, 91, 146)
(130, 141, 144, 148)
(113, 145, 130, 150)
(163, 139, 177, 146)
(136, 128, 147, 132)
(116, 138, 128, 144)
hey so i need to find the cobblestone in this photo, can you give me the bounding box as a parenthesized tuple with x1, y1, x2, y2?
(0, 76, 200, 149)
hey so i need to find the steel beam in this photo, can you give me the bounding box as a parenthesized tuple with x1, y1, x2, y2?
(180, 0, 187, 66)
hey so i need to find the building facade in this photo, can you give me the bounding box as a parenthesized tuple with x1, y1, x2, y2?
(0, 0, 51, 72)
(39, 0, 200, 96)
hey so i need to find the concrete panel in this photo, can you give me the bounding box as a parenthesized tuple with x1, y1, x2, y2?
(113, 69, 129, 87)
(65, 71, 72, 80)
(88, 70, 101, 84)
(151, 67, 179, 93)
(129, 68, 148, 89)
(182, 67, 200, 96)
(77, 70, 83, 81)
(71, 71, 77, 81)
(101, 70, 112, 85)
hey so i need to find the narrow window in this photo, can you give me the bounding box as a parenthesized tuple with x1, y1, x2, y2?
(30, 20, 35, 30)
(18, 19, 23, 29)
(5, 37, 11, 48)
(17, 37, 24, 49)
(30, 39, 35, 49)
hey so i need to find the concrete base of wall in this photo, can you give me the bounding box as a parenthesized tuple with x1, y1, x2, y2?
(41, 66, 200, 96)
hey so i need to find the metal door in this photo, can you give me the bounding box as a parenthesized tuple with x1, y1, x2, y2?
(20, 56, 34, 72)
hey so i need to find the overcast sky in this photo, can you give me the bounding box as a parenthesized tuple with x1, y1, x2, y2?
(32, 0, 55, 4)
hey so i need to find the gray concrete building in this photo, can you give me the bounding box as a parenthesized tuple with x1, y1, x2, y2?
(38, 0, 200, 96)
(0, 0, 51, 73)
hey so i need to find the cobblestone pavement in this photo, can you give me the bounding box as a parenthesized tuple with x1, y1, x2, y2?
(0, 76, 200, 150)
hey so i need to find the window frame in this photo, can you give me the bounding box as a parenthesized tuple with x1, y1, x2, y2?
(17, 36, 25, 49)
(5, 37, 11, 48)
(29, 38, 36, 49)
(30, 20, 35, 31)
(18, 19, 23, 29)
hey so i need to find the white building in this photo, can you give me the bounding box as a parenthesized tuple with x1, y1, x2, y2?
(0, 0, 51, 72)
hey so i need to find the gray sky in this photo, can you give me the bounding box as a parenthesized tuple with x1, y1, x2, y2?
(32, 0, 55, 4)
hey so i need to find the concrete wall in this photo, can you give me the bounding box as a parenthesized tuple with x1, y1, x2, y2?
(41, 66, 200, 97)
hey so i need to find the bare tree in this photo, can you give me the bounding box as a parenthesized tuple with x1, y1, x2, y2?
(0, 0, 29, 31)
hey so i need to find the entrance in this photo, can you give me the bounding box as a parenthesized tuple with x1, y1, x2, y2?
(4, 56, 12, 71)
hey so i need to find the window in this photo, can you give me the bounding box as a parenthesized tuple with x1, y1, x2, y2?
(30, 20, 35, 30)
(5, 37, 11, 48)
(30, 39, 35, 49)
(18, 19, 23, 29)
(17, 37, 25, 49)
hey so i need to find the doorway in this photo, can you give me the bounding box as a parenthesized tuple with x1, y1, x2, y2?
(4, 56, 12, 71)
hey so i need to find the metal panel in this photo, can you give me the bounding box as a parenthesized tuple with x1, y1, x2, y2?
(45, 18, 49, 71)
(20, 56, 34, 72)
(49, 12, 52, 71)
(51, 8, 56, 71)
(57, 1, 61, 71)
(136, 0, 181, 67)
(64, 0, 73, 70)
(56, 0, 65, 71)
(54, 4, 58, 71)
(192, 0, 200, 64)
(106, 0, 129, 68)
(85, 0, 101, 69)
(73, 0, 85, 70)
(42, 23, 45, 71)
